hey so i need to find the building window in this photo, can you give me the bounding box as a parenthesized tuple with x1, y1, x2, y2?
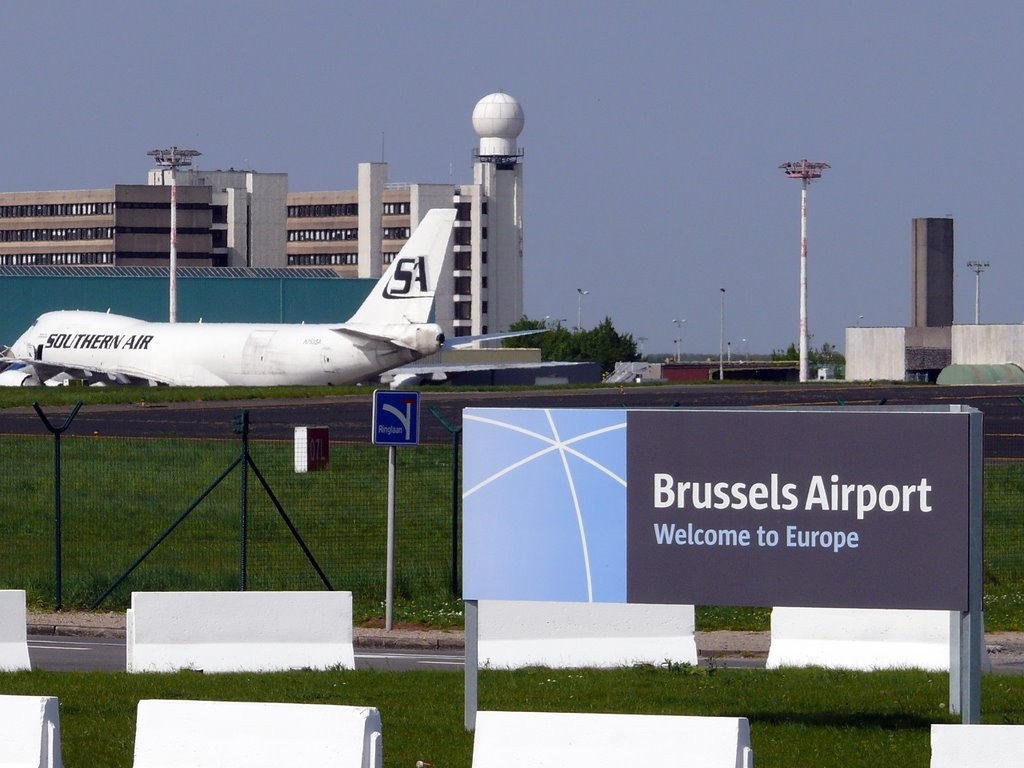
(286, 253, 358, 266)
(0, 251, 114, 265)
(0, 201, 114, 217)
(382, 227, 410, 240)
(286, 203, 357, 217)
(382, 202, 409, 215)
(0, 226, 114, 242)
(287, 228, 358, 242)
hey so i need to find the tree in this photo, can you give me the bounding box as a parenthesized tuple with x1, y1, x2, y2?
(579, 318, 641, 374)
(504, 316, 639, 374)
(770, 341, 846, 366)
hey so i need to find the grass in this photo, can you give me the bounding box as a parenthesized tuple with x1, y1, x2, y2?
(0, 433, 460, 622)
(2, 665, 1023, 767)
(2, 428, 1024, 630)
(1, 385, 1021, 765)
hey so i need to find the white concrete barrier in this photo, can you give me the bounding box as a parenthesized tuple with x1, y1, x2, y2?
(0, 695, 64, 768)
(132, 699, 382, 768)
(126, 590, 355, 673)
(0, 589, 31, 671)
(931, 723, 1024, 767)
(471, 710, 753, 768)
(478, 600, 697, 668)
(767, 607, 960, 670)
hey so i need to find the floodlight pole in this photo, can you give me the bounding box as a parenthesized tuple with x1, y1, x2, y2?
(967, 261, 990, 324)
(147, 146, 201, 323)
(780, 159, 830, 382)
(719, 289, 725, 381)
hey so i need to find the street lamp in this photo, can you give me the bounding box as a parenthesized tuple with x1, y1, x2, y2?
(719, 288, 726, 381)
(576, 288, 589, 331)
(672, 318, 686, 362)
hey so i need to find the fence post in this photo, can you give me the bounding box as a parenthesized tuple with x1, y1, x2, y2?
(233, 411, 250, 591)
(32, 401, 83, 611)
(429, 407, 462, 596)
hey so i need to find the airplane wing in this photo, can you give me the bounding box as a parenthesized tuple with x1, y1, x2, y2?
(329, 321, 446, 355)
(328, 325, 412, 347)
(0, 355, 176, 387)
(444, 328, 551, 349)
(382, 359, 598, 389)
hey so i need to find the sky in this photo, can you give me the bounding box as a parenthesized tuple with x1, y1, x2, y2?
(1, 1, 1022, 357)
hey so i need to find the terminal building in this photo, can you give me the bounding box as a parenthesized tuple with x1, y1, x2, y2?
(0, 92, 525, 342)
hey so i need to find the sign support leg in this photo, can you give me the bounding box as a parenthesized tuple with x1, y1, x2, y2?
(386, 445, 396, 631)
(465, 599, 478, 731)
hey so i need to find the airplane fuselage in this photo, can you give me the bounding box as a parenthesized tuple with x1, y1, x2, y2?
(10, 310, 443, 386)
(1, 207, 456, 388)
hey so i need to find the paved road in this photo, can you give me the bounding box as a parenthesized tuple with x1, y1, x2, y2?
(27, 632, 1024, 674)
(27, 634, 464, 673)
(3, 383, 1024, 458)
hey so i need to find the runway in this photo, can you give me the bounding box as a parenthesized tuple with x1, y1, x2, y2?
(2, 382, 1024, 460)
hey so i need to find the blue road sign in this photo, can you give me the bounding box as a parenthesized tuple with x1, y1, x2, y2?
(372, 390, 420, 446)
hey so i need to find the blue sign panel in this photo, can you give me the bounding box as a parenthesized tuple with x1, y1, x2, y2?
(462, 406, 977, 611)
(462, 408, 628, 603)
(372, 390, 420, 446)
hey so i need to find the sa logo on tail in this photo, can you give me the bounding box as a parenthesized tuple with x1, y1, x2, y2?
(382, 257, 429, 299)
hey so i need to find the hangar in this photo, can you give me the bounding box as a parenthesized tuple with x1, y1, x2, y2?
(0, 266, 374, 349)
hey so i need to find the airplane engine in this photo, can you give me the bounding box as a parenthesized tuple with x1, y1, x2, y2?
(0, 366, 39, 386)
(395, 323, 445, 356)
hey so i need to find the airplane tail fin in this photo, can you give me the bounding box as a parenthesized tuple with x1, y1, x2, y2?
(347, 208, 455, 326)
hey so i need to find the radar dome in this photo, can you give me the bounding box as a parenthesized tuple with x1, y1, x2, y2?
(472, 92, 524, 156)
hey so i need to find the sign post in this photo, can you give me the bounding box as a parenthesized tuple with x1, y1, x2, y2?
(372, 390, 421, 630)
(461, 405, 983, 728)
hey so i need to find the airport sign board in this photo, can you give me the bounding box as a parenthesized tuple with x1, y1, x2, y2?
(463, 407, 977, 611)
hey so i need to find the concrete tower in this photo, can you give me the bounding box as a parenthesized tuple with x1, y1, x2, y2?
(469, 92, 524, 334)
(912, 217, 954, 328)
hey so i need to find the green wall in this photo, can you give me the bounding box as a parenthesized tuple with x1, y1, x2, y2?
(0, 275, 376, 344)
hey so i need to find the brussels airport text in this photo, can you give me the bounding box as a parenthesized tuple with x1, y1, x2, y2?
(649, 472, 935, 554)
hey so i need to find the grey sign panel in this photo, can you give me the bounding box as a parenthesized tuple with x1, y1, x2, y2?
(626, 409, 972, 610)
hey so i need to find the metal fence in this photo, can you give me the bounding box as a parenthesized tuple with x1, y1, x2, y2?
(0, 406, 459, 616)
(2, 402, 1023, 630)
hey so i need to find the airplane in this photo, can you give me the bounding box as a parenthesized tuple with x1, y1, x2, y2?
(0, 208, 458, 387)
